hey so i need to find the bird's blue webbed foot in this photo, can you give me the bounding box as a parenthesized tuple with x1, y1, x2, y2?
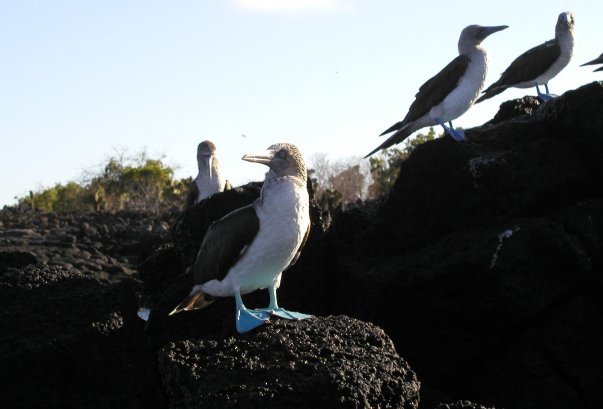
(234, 289, 268, 333)
(236, 306, 268, 333)
(535, 83, 557, 101)
(251, 286, 313, 321)
(437, 119, 466, 141)
(252, 307, 313, 320)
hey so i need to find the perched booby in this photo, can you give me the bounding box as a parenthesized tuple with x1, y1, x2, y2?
(477, 12, 575, 103)
(581, 53, 603, 72)
(170, 143, 312, 333)
(183, 140, 227, 210)
(366, 24, 508, 157)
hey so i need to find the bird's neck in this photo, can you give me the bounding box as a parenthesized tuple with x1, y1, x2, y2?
(555, 27, 575, 57)
(460, 43, 487, 61)
(260, 175, 307, 205)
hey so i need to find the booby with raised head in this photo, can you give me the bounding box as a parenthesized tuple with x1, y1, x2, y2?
(183, 140, 227, 210)
(170, 143, 312, 333)
(366, 24, 508, 157)
(477, 12, 575, 103)
(581, 53, 603, 72)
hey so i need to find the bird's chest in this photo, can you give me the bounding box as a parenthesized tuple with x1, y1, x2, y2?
(195, 173, 220, 200)
(256, 183, 309, 256)
(229, 180, 310, 293)
(432, 55, 487, 121)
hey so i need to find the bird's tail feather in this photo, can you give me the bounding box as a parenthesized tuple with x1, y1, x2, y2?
(380, 121, 404, 136)
(365, 127, 414, 158)
(475, 86, 506, 104)
(169, 290, 215, 316)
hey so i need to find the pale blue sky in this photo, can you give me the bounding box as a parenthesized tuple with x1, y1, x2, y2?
(0, 0, 599, 207)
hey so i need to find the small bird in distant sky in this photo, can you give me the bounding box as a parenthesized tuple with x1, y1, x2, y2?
(366, 24, 508, 157)
(477, 12, 575, 103)
(170, 143, 312, 333)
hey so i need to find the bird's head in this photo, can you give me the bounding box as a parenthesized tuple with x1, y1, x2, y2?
(556, 11, 575, 34)
(197, 140, 217, 161)
(197, 140, 218, 177)
(242, 143, 307, 182)
(458, 24, 508, 52)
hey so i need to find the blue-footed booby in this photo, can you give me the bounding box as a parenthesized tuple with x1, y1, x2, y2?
(477, 12, 575, 103)
(366, 24, 508, 157)
(581, 53, 603, 72)
(170, 143, 312, 333)
(184, 140, 227, 210)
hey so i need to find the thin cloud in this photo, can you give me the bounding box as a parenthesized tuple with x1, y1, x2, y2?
(231, 0, 353, 13)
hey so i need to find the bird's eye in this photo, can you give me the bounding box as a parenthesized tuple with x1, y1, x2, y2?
(278, 151, 287, 159)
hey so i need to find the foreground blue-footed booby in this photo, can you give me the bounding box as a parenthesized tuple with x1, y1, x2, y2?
(477, 12, 575, 103)
(365, 24, 508, 157)
(581, 53, 603, 72)
(170, 143, 312, 333)
(183, 140, 227, 210)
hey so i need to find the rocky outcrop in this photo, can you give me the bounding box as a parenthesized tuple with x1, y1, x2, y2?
(0, 263, 165, 409)
(158, 316, 420, 409)
(331, 82, 603, 409)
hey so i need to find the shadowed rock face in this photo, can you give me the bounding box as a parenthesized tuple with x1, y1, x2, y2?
(331, 82, 603, 409)
(0, 264, 165, 409)
(432, 402, 496, 409)
(158, 316, 420, 409)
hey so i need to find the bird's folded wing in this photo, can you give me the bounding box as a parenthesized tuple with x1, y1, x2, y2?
(183, 181, 199, 210)
(193, 204, 260, 284)
(284, 223, 310, 271)
(493, 40, 561, 87)
(404, 55, 470, 124)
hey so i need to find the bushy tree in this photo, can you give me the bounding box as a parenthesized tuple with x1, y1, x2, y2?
(368, 127, 438, 197)
(17, 149, 189, 213)
(308, 155, 371, 211)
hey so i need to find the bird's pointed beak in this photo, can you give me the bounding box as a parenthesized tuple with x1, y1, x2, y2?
(203, 155, 212, 179)
(479, 25, 508, 40)
(242, 150, 273, 166)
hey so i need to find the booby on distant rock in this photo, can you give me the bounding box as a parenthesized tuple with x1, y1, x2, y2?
(183, 140, 227, 210)
(170, 143, 312, 333)
(581, 53, 603, 72)
(366, 24, 508, 157)
(477, 12, 575, 103)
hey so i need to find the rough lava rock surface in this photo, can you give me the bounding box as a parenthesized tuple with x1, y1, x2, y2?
(332, 82, 603, 409)
(158, 316, 420, 409)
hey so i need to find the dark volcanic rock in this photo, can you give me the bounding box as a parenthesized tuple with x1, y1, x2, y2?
(485, 95, 542, 125)
(158, 316, 420, 409)
(0, 249, 37, 273)
(332, 82, 603, 409)
(432, 402, 496, 409)
(0, 264, 164, 409)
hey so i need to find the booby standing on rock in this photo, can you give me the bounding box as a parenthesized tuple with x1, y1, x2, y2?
(170, 143, 312, 333)
(476, 12, 575, 103)
(184, 140, 227, 210)
(366, 24, 508, 157)
(581, 53, 603, 72)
